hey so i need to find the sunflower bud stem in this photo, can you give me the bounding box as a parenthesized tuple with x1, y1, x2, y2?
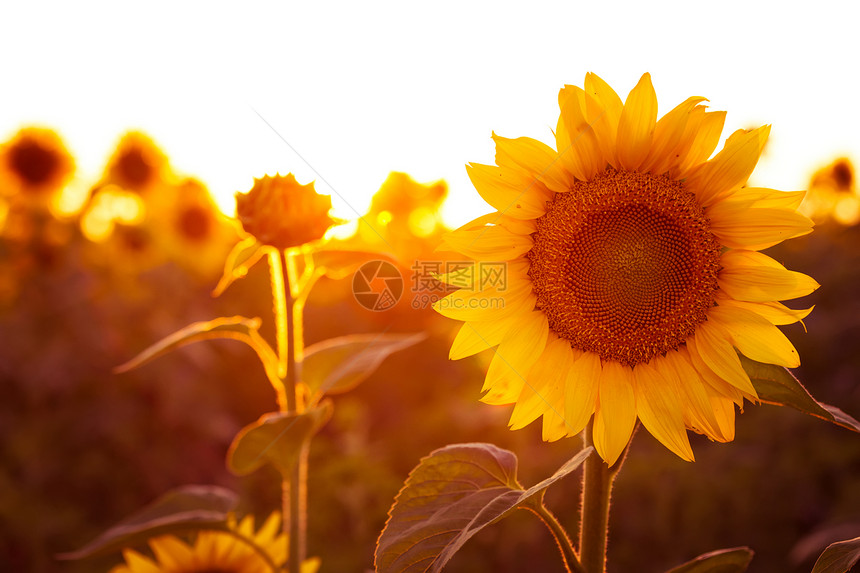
(270, 249, 306, 572)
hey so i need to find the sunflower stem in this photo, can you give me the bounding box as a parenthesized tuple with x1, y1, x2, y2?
(579, 422, 615, 573)
(271, 249, 305, 573)
(532, 503, 585, 573)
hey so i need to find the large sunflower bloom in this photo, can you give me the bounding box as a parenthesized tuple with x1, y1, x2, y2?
(110, 513, 320, 573)
(435, 73, 817, 465)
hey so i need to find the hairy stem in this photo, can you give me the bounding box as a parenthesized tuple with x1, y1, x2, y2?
(531, 503, 585, 573)
(579, 422, 614, 573)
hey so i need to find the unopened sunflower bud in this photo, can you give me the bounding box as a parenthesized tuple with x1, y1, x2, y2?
(235, 173, 335, 249)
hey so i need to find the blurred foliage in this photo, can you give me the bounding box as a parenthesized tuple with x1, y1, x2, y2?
(0, 128, 858, 572)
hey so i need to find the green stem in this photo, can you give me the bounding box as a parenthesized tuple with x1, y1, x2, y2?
(579, 422, 614, 573)
(532, 503, 585, 573)
(271, 249, 305, 572)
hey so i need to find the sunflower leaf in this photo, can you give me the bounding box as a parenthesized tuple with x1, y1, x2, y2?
(312, 248, 396, 280)
(212, 236, 270, 296)
(811, 536, 860, 573)
(57, 485, 238, 560)
(304, 332, 426, 401)
(114, 316, 279, 384)
(740, 355, 860, 433)
(227, 401, 333, 478)
(664, 547, 754, 573)
(374, 443, 592, 573)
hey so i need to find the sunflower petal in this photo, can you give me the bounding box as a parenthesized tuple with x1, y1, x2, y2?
(673, 109, 727, 178)
(493, 134, 572, 195)
(709, 305, 801, 367)
(466, 162, 552, 220)
(727, 187, 807, 210)
(557, 86, 604, 180)
(616, 73, 658, 170)
(686, 125, 770, 207)
(689, 321, 757, 397)
(719, 250, 820, 302)
(708, 201, 814, 250)
(433, 277, 533, 322)
(438, 223, 533, 260)
(714, 293, 813, 326)
(593, 361, 637, 466)
(509, 337, 571, 430)
(633, 360, 694, 461)
(564, 349, 600, 437)
(481, 311, 549, 405)
(641, 97, 708, 175)
(150, 536, 194, 568)
(665, 348, 726, 442)
(122, 549, 161, 573)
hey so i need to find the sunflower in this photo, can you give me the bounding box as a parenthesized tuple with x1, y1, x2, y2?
(0, 127, 74, 204)
(99, 131, 171, 197)
(110, 513, 321, 573)
(155, 178, 239, 277)
(235, 173, 335, 249)
(435, 73, 817, 465)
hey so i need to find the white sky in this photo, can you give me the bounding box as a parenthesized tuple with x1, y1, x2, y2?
(2, 1, 858, 227)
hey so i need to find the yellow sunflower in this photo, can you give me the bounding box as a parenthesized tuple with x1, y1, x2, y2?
(99, 131, 171, 196)
(0, 127, 74, 204)
(110, 513, 321, 573)
(435, 73, 817, 465)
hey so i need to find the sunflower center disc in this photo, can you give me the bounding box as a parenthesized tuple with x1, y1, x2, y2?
(527, 168, 721, 367)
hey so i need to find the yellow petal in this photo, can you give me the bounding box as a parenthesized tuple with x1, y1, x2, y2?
(673, 109, 727, 177)
(633, 360, 694, 461)
(438, 223, 533, 260)
(466, 162, 553, 220)
(719, 250, 820, 302)
(714, 292, 813, 326)
(121, 549, 161, 573)
(509, 338, 571, 430)
(149, 536, 194, 568)
(703, 382, 737, 441)
(686, 125, 770, 207)
(709, 305, 801, 367)
(707, 201, 813, 250)
(557, 86, 604, 180)
(564, 349, 600, 437)
(665, 348, 726, 442)
(616, 73, 658, 171)
(688, 321, 757, 397)
(481, 311, 549, 405)
(593, 361, 637, 466)
(726, 187, 806, 210)
(492, 133, 572, 195)
(584, 73, 623, 131)
(450, 315, 515, 360)
(685, 336, 746, 406)
(641, 97, 708, 175)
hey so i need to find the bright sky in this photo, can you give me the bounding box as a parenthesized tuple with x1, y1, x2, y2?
(2, 1, 857, 228)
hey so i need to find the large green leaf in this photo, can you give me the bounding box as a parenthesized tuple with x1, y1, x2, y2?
(312, 248, 395, 280)
(212, 237, 269, 296)
(740, 356, 860, 432)
(114, 316, 279, 384)
(227, 401, 333, 478)
(665, 547, 754, 573)
(303, 332, 426, 399)
(811, 536, 860, 573)
(374, 443, 592, 573)
(58, 485, 237, 560)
